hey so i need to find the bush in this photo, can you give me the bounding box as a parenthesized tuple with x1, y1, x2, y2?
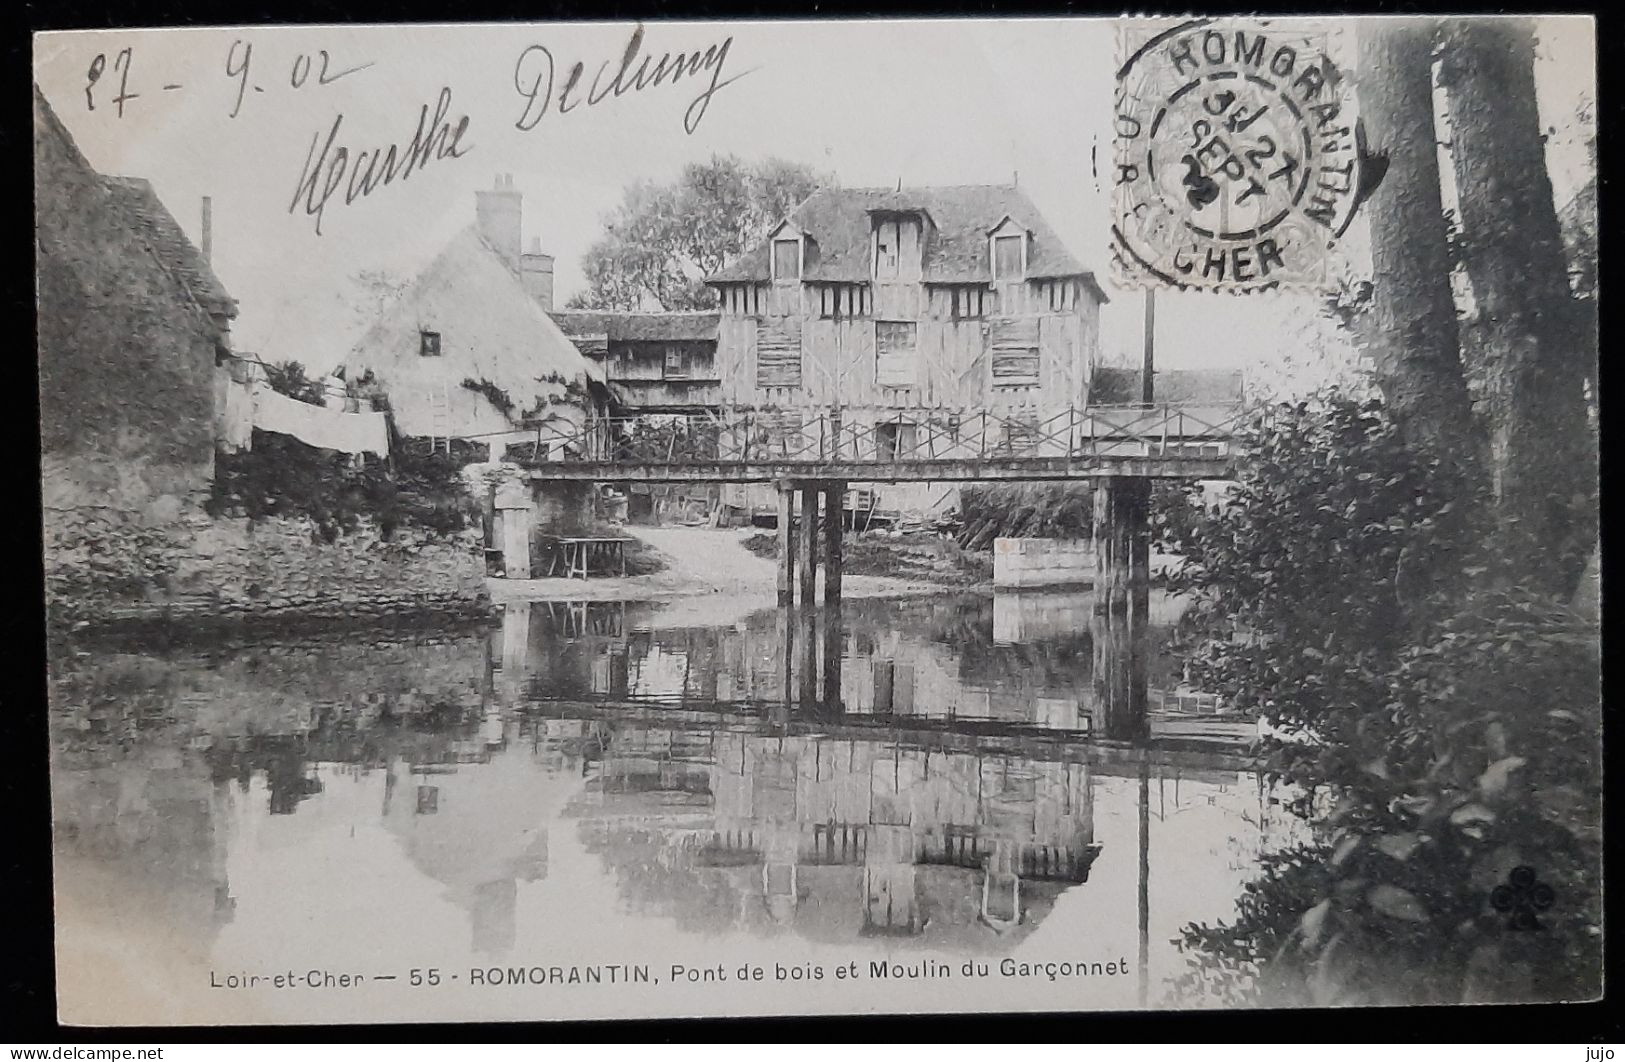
(208, 431, 478, 542)
(1166, 391, 1602, 1007)
(954, 484, 1093, 550)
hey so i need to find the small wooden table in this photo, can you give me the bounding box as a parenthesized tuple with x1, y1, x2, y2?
(544, 536, 635, 579)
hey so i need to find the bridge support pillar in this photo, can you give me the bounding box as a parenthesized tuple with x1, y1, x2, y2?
(823, 482, 844, 604)
(1094, 476, 1150, 612)
(776, 483, 796, 605)
(799, 485, 820, 603)
(495, 484, 534, 581)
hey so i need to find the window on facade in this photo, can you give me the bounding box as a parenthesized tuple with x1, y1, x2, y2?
(663, 346, 689, 379)
(772, 238, 801, 281)
(419, 330, 442, 357)
(951, 287, 987, 320)
(993, 234, 1025, 280)
(875, 320, 918, 389)
(875, 421, 919, 462)
(874, 219, 901, 279)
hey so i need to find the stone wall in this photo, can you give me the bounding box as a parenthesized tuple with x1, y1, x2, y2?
(45, 508, 490, 632)
(992, 537, 1095, 588)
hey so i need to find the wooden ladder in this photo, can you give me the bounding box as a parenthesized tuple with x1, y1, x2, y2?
(427, 384, 452, 454)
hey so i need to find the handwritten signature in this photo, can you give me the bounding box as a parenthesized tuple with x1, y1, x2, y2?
(513, 23, 750, 136)
(289, 87, 473, 236)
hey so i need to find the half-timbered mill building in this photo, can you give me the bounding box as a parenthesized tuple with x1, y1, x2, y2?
(704, 184, 1108, 519)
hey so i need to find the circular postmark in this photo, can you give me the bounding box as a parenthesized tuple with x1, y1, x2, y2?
(1111, 20, 1365, 293)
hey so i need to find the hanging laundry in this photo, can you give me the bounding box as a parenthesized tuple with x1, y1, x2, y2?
(252, 383, 391, 457)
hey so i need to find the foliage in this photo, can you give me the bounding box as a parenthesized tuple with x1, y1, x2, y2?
(460, 377, 516, 419)
(954, 484, 1094, 551)
(611, 417, 722, 463)
(1163, 391, 1601, 1006)
(207, 431, 478, 541)
(261, 359, 329, 405)
(569, 155, 832, 311)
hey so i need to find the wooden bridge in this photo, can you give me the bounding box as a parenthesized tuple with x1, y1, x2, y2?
(508, 402, 1244, 609)
(518, 403, 1244, 484)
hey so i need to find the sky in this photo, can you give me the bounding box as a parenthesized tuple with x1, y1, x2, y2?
(34, 17, 1597, 381)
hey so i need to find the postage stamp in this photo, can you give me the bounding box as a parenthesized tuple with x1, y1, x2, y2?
(1111, 19, 1366, 293)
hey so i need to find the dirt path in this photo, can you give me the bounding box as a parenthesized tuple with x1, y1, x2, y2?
(488, 525, 952, 619)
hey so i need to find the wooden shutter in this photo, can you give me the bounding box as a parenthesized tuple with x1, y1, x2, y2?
(755, 317, 802, 387)
(990, 317, 1041, 385)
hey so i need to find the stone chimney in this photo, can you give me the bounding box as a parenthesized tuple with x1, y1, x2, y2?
(475, 173, 522, 269)
(521, 236, 555, 312)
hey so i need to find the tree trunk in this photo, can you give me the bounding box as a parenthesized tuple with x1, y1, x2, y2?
(1355, 20, 1486, 480)
(1437, 18, 1597, 600)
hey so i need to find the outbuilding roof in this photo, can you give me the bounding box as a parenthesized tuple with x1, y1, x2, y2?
(549, 310, 720, 345)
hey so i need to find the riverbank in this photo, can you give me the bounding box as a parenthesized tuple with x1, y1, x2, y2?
(488, 526, 964, 621)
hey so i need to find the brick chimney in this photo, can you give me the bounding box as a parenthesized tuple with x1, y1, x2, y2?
(521, 236, 555, 312)
(475, 173, 522, 269)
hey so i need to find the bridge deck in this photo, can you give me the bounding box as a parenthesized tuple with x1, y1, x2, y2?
(520, 403, 1243, 483)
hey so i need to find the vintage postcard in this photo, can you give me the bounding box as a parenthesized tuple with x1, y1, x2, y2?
(34, 15, 1600, 1025)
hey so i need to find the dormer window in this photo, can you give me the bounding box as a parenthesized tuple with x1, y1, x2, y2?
(875, 219, 901, 279)
(772, 238, 801, 281)
(989, 217, 1030, 282)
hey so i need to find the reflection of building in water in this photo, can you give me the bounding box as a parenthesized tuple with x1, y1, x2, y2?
(378, 712, 570, 957)
(51, 743, 238, 942)
(561, 724, 1099, 948)
(507, 594, 1191, 741)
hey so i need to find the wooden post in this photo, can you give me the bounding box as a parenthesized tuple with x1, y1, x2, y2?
(799, 484, 819, 603)
(823, 482, 844, 604)
(1142, 288, 1156, 406)
(1127, 479, 1151, 603)
(820, 601, 843, 716)
(777, 483, 795, 605)
(1137, 749, 1151, 1008)
(798, 602, 818, 709)
(1093, 479, 1116, 610)
(1094, 476, 1149, 612)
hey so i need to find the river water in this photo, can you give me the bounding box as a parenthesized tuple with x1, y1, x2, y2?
(48, 591, 1305, 1024)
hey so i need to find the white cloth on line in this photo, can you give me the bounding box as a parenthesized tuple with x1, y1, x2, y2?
(252, 383, 391, 457)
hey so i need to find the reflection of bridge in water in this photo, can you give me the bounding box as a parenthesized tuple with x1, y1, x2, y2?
(498, 592, 1252, 969)
(49, 594, 1266, 998)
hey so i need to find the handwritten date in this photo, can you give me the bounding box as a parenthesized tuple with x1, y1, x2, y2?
(84, 39, 372, 120)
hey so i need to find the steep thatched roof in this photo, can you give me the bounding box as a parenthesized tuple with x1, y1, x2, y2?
(709, 184, 1103, 298)
(343, 226, 601, 438)
(102, 176, 237, 322)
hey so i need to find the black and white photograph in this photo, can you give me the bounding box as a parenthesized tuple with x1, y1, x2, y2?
(31, 14, 1601, 1026)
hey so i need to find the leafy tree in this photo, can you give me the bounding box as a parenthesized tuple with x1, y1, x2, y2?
(569, 155, 833, 311)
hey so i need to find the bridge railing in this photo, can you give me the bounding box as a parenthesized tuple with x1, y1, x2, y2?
(519, 403, 1247, 467)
